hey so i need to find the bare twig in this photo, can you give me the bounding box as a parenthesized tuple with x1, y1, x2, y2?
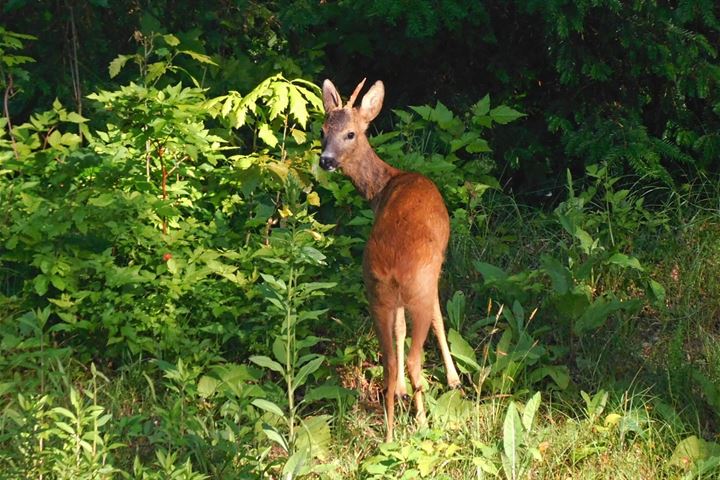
(3, 74, 19, 161)
(67, 2, 83, 140)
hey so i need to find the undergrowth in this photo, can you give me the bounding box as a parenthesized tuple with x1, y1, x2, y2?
(1, 28, 720, 479)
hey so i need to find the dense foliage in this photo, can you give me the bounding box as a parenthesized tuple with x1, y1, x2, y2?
(5, 0, 720, 191)
(2, 1, 720, 478)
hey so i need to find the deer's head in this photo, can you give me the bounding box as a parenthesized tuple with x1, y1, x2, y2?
(319, 78, 384, 172)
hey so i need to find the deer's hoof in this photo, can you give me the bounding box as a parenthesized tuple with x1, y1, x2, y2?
(448, 378, 462, 390)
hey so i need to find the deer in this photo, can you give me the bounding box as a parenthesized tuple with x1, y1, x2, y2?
(319, 78, 461, 442)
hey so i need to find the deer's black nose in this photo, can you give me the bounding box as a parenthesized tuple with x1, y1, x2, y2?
(319, 155, 338, 171)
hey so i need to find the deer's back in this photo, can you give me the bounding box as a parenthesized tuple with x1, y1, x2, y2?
(363, 172, 449, 302)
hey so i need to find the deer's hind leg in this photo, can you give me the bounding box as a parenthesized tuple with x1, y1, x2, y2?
(370, 301, 399, 442)
(405, 299, 434, 426)
(394, 307, 408, 397)
(432, 298, 461, 388)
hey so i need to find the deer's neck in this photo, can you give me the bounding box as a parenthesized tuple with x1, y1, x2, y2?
(344, 144, 401, 211)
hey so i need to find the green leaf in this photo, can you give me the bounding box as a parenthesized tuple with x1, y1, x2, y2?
(252, 398, 285, 418)
(295, 355, 324, 388)
(489, 105, 526, 124)
(51, 407, 77, 421)
(528, 365, 570, 390)
(272, 336, 287, 364)
(418, 454, 438, 477)
(262, 423, 289, 452)
(574, 227, 595, 254)
(54, 421, 76, 436)
(179, 50, 218, 65)
(670, 436, 720, 467)
(108, 54, 131, 78)
(290, 128, 307, 145)
(257, 123, 278, 148)
(289, 87, 309, 128)
(410, 105, 433, 120)
(197, 375, 219, 398)
(648, 279, 666, 305)
(303, 384, 355, 403)
(521, 392, 541, 431)
(46, 130, 62, 150)
(259, 273, 286, 292)
(448, 328, 480, 373)
(66, 111, 88, 123)
(474, 261, 508, 283)
(146, 62, 167, 83)
(283, 447, 311, 478)
(296, 415, 332, 461)
(49, 275, 65, 291)
(162, 34, 180, 46)
(472, 457, 499, 475)
(432, 101, 454, 127)
(607, 253, 643, 270)
(541, 255, 572, 294)
(268, 82, 289, 120)
(466, 138, 491, 153)
(502, 401, 523, 478)
(34, 274, 49, 296)
(249, 355, 284, 374)
(473, 94, 491, 117)
(573, 297, 626, 335)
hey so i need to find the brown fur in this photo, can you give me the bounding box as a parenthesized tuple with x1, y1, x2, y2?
(321, 79, 461, 442)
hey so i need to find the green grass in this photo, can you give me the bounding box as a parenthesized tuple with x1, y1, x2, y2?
(2, 181, 720, 479)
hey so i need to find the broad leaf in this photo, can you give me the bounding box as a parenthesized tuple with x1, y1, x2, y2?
(257, 123, 278, 148)
(249, 355, 285, 374)
(296, 415, 332, 461)
(607, 253, 643, 270)
(303, 384, 355, 403)
(108, 54, 131, 78)
(490, 105, 526, 124)
(197, 375, 219, 398)
(502, 401, 523, 479)
(521, 392, 541, 431)
(295, 355, 324, 388)
(474, 261, 508, 283)
(448, 328, 480, 373)
(669, 435, 720, 467)
(252, 398, 285, 417)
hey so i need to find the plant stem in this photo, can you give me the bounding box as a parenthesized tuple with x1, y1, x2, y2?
(160, 147, 168, 235)
(2, 74, 19, 160)
(286, 264, 296, 448)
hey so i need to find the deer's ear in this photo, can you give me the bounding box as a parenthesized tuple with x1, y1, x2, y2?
(322, 79, 342, 113)
(359, 81, 384, 123)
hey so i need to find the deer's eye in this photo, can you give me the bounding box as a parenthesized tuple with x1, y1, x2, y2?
(346, 131, 355, 140)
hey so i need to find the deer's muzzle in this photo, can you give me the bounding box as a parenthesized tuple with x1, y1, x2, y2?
(319, 154, 338, 172)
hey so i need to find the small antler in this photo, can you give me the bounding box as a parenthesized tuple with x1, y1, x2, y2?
(345, 77, 367, 109)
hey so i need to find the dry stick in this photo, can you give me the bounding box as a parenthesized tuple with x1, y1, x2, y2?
(67, 3, 83, 140)
(3, 74, 19, 161)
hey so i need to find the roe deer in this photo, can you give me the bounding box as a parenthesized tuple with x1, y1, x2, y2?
(320, 78, 461, 441)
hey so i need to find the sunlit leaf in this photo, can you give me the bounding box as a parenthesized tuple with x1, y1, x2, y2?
(295, 355, 324, 388)
(521, 392, 541, 431)
(448, 328, 480, 373)
(197, 375, 219, 398)
(162, 34, 180, 46)
(108, 54, 132, 78)
(249, 355, 284, 374)
(289, 86, 309, 127)
(252, 398, 285, 418)
(257, 123, 278, 148)
(179, 50, 218, 65)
